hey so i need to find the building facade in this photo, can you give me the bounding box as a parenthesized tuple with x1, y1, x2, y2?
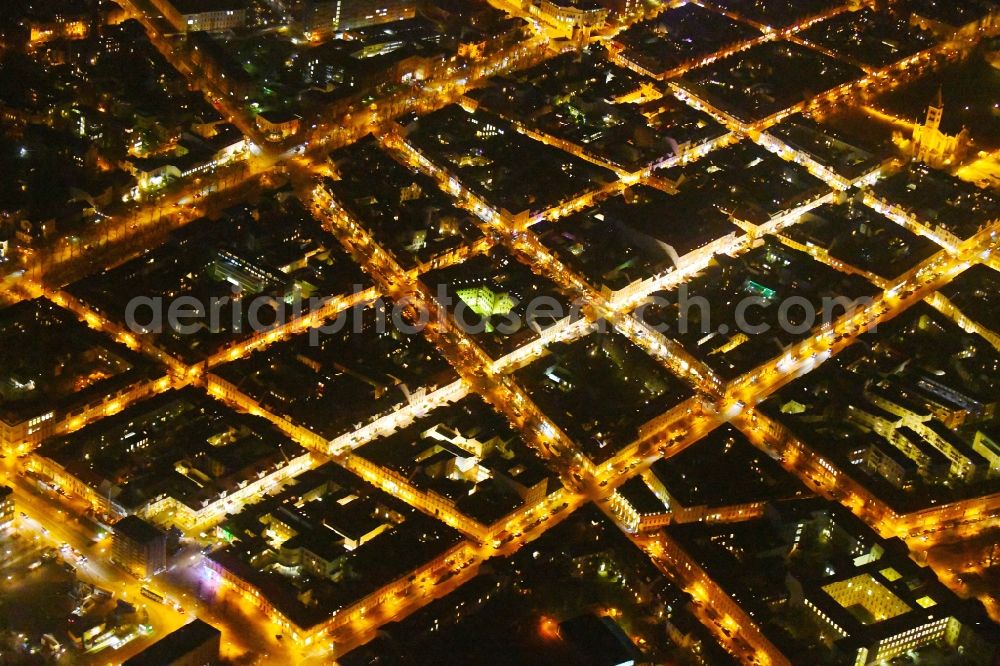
(290, 0, 417, 38)
(0, 486, 13, 528)
(911, 94, 970, 169)
(112, 515, 168, 578)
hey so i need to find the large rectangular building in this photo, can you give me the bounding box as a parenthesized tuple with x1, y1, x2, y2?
(124, 618, 221, 666)
(112, 515, 167, 578)
(172, 0, 247, 32)
(291, 0, 417, 37)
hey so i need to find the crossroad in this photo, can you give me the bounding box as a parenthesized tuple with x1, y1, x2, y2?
(4, 0, 1000, 662)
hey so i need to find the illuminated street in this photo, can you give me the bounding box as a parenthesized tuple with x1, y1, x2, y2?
(1, 0, 1000, 664)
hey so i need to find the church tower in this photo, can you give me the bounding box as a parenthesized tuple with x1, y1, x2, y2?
(923, 88, 944, 132)
(912, 90, 969, 168)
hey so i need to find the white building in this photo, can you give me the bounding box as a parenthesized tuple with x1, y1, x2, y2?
(172, 0, 247, 32)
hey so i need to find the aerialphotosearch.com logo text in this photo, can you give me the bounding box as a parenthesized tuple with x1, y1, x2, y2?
(124, 284, 876, 345)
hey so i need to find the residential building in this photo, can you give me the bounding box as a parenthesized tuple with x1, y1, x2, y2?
(0, 486, 13, 528)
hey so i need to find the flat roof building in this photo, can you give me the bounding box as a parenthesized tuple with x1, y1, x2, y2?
(112, 515, 167, 578)
(169, 0, 246, 32)
(124, 618, 221, 666)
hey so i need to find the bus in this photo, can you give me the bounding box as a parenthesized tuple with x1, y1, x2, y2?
(140, 587, 163, 604)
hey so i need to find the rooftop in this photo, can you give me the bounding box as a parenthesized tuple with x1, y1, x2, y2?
(123, 619, 220, 665)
